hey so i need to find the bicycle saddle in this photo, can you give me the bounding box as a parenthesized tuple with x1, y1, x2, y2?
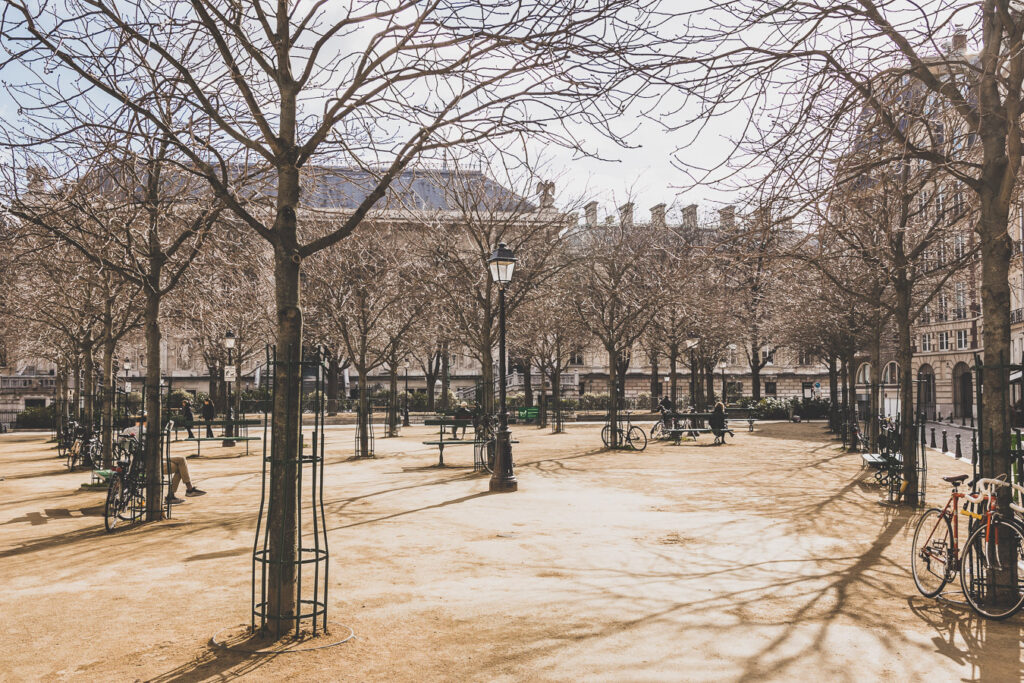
(942, 474, 969, 485)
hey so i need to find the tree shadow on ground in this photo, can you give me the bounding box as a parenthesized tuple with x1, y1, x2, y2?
(145, 639, 279, 682)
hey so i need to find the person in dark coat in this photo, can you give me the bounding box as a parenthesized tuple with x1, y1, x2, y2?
(201, 398, 216, 438)
(181, 399, 196, 439)
(709, 401, 730, 445)
(452, 401, 472, 439)
(658, 395, 677, 429)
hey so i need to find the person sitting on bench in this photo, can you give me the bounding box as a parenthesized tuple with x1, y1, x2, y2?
(452, 402, 472, 439)
(166, 456, 206, 504)
(709, 402, 731, 445)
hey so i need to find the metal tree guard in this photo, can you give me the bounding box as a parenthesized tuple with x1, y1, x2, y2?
(354, 403, 375, 458)
(252, 345, 329, 637)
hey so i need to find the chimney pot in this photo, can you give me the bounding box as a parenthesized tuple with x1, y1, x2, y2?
(719, 205, 735, 228)
(585, 201, 598, 228)
(650, 203, 667, 228)
(952, 30, 967, 53)
(682, 204, 698, 229)
(619, 202, 634, 228)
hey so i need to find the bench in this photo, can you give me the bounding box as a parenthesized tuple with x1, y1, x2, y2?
(516, 406, 539, 424)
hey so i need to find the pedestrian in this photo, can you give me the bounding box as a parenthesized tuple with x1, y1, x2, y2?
(166, 456, 206, 505)
(181, 399, 196, 440)
(201, 398, 215, 438)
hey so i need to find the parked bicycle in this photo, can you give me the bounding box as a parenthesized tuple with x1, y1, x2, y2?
(67, 424, 100, 471)
(601, 411, 647, 451)
(911, 475, 1024, 620)
(104, 434, 146, 532)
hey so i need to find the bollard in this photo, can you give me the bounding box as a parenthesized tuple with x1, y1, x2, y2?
(942, 430, 948, 453)
(931, 427, 936, 449)
(970, 414, 975, 429)
(955, 433, 962, 459)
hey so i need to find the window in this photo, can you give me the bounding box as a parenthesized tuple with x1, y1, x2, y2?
(760, 349, 774, 365)
(937, 241, 948, 266)
(938, 292, 948, 321)
(921, 334, 932, 352)
(569, 350, 584, 366)
(954, 282, 967, 319)
(954, 232, 966, 259)
(957, 329, 969, 349)
(920, 305, 931, 324)
(935, 189, 945, 218)
(938, 331, 950, 350)
(765, 381, 777, 396)
(797, 351, 814, 366)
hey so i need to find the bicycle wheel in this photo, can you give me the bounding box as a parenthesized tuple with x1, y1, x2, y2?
(960, 519, 1024, 620)
(601, 425, 612, 447)
(650, 421, 664, 440)
(627, 426, 647, 451)
(104, 475, 127, 532)
(911, 508, 952, 597)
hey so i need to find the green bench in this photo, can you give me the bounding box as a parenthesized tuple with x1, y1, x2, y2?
(423, 417, 475, 466)
(516, 406, 539, 423)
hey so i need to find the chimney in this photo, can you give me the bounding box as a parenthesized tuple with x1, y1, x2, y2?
(650, 203, 666, 228)
(585, 201, 598, 227)
(952, 29, 967, 53)
(719, 205, 735, 228)
(682, 204, 698, 230)
(618, 202, 634, 228)
(537, 180, 555, 210)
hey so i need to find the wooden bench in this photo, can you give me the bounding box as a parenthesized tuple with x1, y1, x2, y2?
(422, 417, 475, 466)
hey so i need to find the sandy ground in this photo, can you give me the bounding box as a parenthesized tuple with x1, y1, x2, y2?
(1, 420, 1022, 682)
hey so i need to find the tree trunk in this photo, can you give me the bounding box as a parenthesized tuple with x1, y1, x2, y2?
(72, 355, 82, 423)
(669, 345, 679, 404)
(101, 333, 115, 468)
(523, 358, 533, 408)
(327, 355, 339, 415)
(868, 322, 882, 453)
(538, 372, 548, 427)
(83, 339, 95, 427)
(387, 358, 399, 437)
(607, 347, 619, 447)
(895, 281, 919, 503)
(705, 363, 715, 407)
(143, 288, 163, 521)
(750, 345, 762, 401)
(479, 345, 495, 414)
(552, 363, 563, 433)
(440, 341, 450, 412)
(267, 234, 303, 636)
(358, 366, 370, 457)
(828, 355, 839, 426)
(649, 348, 659, 410)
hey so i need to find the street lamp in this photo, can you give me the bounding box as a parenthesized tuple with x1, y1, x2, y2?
(403, 360, 411, 427)
(222, 330, 236, 447)
(488, 242, 517, 493)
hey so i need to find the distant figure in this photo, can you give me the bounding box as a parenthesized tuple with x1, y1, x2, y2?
(181, 399, 196, 440)
(709, 401, 731, 445)
(453, 401, 472, 439)
(201, 398, 215, 438)
(658, 395, 677, 429)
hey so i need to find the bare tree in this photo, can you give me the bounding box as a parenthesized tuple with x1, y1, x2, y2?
(1, 1, 669, 629)
(569, 205, 663, 445)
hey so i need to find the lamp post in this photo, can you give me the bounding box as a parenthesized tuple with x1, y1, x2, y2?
(403, 360, 411, 427)
(488, 242, 518, 492)
(223, 331, 236, 447)
(123, 360, 132, 415)
(684, 338, 699, 409)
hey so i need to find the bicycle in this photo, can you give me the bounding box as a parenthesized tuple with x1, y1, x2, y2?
(650, 409, 680, 441)
(910, 473, 987, 598)
(601, 411, 647, 451)
(959, 478, 1024, 619)
(474, 413, 498, 473)
(104, 434, 146, 532)
(67, 424, 101, 471)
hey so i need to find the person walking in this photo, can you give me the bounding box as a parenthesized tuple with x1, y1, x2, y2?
(201, 398, 215, 438)
(181, 399, 196, 440)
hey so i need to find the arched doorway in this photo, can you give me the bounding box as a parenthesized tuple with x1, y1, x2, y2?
(918, 364, 936, 420)
(952, 362, 973, 419)
(881, 361, 900, 417)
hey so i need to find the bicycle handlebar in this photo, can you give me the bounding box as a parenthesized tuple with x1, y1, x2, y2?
(973, 477, 1024, 515)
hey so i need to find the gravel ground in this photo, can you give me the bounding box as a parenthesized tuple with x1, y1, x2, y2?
(1, 421, 1020, 681)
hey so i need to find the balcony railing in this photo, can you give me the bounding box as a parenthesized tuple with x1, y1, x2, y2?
(1013, 308, 1024, 325)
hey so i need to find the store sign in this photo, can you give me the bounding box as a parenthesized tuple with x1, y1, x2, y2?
(224, 367, 237, 382)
